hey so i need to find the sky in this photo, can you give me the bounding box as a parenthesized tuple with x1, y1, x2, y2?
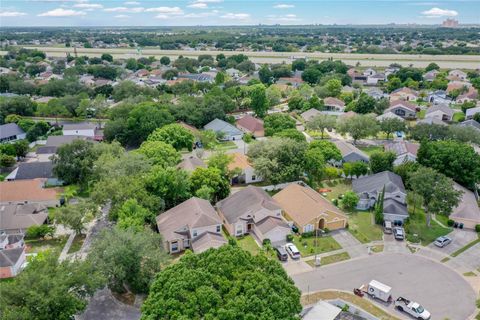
(0, 0, 479, 27)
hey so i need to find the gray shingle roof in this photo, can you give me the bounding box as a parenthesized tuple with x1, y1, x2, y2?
(45, 135, 89, 147)
(204, 119, 243, 137)
(15, 162, 54, 180)
(0, 203, 48, 231)
(0, 123, 25, 140)
(191, 231, 227, 253)
(0, 247, 24, 267)
(352, 171, 405, 195)
(383, 198, 408, 216)
(425, 104, 454, 117)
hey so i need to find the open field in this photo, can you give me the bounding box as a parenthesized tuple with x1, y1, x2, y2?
(7, 46, 480, 69)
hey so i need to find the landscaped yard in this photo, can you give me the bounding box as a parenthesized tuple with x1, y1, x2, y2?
(319, 251, 350, 266)
(453, 112, 465, 122)
(320, 179, 352, 203)
(405, 208, 452, 245)
(236, 235, 261, 256)
(67, 234, 86, 254)
(25, 237, 68, 258)
(213, 141, 237, 151)
(347, 211, 383, 244)
(291, 234, 342, 257)
(357, 145, 384, 156)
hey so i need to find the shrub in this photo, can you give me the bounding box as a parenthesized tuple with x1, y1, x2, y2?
(374, 210, 384, 225)
(262, 238, 271, 246)
(243, 133, 253, 143)
(475, 224, 480, 233)
(301, 231, 314, 238)
(26, 225, 55, 239)
(332, 198, 339, 206)
(324, 228, 330, 234)
(286, 234, 294, 242)
(447, 219, 455, 227)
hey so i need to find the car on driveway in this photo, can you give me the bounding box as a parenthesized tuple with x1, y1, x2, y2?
(275, 246, 288, 261)
(285, 243, 301, 259)
(393, 227, 405, 240)
(434, 236, 452, 248)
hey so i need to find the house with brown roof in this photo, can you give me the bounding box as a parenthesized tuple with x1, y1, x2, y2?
(457, 87, 478, 104)
(216, 186, 291, 244)
(228, 152, 262, 184)
(273, 183, 348, 233)
(332, 140, 369, 165)
(0, 203, 48, 234)
(447, 69, 467, 81)
(446, 81, 471, 94)
(389, 87, 418, 101)
(323, 97, 345, 112)
(156, 197, 226, 254)
(384, 141, 420, 166)
(301, 108, 322, 122)
(177, 156, 206, 172)
(386, 100, 417, 119)
(236, 115, 264, 138)
(0, 179, 60, 207)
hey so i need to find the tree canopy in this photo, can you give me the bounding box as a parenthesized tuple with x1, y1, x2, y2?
(141, 245, 302, 320)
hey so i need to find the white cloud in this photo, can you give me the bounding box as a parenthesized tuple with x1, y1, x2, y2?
(0, 11, 27, 17)
(267, 13, 300, 22)
(73, 3, 103, 9)
(124, 1, 140, 5)
(38, 8, 86, 16)
(188, 3, 208, 9)
(115, 14, 130, 18)
(421, 7, 458, 18)
(104, 6, 144, 13)
(184, 11, 218, 18)
(145, 7, 183, 15)
(274, 4, 294, 9)
(220, 13, 250, 20)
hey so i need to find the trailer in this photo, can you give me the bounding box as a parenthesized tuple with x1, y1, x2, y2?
(359, 280, 392, 302)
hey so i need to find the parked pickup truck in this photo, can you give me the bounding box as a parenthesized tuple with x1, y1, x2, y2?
(394, 297, 431, 319)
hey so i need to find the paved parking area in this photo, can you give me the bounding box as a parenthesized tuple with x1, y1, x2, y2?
(282, 259, 313, 276)
(292, 253, 476, 320)
(79, 288, 140, 320)
(427, 229, 478, 255)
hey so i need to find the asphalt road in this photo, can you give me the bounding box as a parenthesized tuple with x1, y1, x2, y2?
(292, 253, 476, 320)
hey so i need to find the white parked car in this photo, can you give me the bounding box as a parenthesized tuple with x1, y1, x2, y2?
(434, 236, 452, 248)
(393, 227, 405, 240)
(395, 297, 431, 319)
(285, 243, 301, 259)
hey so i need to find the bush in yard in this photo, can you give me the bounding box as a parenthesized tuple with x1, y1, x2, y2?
(475, 224, 480, 233)
(25, 225, 55, 239)
(447, 219, 455, 227)
(332, 198, 339, 206)
(342, 191, 359, 211)
(301, 231, 314, 238)
(286, 234, 294, 242)
(262, 238, 271, 246)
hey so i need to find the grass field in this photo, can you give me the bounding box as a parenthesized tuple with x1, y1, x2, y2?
(405, 208, 452, 245)
(321, 179, 352, 202)
(291, 235, 342, 257)
(25, 237, 68, 258)
(358, 145, 384, 156)
(347, 212, 384, 244)
(236, 235, 261, 255)
(318, 252, 350, 266)
(67, 234, 86, 254)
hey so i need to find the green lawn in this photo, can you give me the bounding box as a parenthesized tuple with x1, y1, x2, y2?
(357, 145, 384, 156)
(453, 112, 465, 123)
(405, 208, 452, 245)
(291, 235, 342, 257)
(417, 109, 426, 119)
(307, 252, 350, 267)
(237, 235, 261, 255)
(25, 237, 68, 258)
(67, 234, 86, 254)
(213, 141, 237, 151)
(347, 212, 384, 244)
(321, 179, 352, 202)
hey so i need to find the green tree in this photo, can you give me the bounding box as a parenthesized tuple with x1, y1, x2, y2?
(408, 167, 462, 226)
(215, 72, 225, 85)
(425, 63, 440, 72)
(417, 140, 480, 189)
(305, 114, 336, 138)
(207, 152, 234, 178)
(264, 113, 296, 136)
(325, 78, 342, 97)
(147, 123, 195, 151)
(342, 191, 359, 211)
(386, 77, 402, 93)
(101, 53, 113, 62)
(336, 114, 379, 144)
(0, 154, 15, 168)
(52, 139, 95, 186)
(0, 252, 103, 320)
(141, 245, 302, 320)
(354, 93, 376, 114)
(89, 227, 169, 294)
(304, 147, 326, 186)
(190, 167, 230, 202)
(379, 117, 406, 139)
(274, 128, 306, 142)
(308, 140, 342, 162)
(259, 65, 274, 84)
(160, 56, 171, 65)
(55, 200, 97, 235)
(137, 140, 181, 167)
(117, 199, 153, 232)
(369, 151, 396, 173)
(250, 84, 268, 118)
(302, 67, 322, 85)
(145, 166, 191, 209)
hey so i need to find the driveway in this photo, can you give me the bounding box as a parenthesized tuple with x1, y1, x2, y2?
(427, 229, 478, 255)
(330, 230, 365, 258)
(292, 253, 476, 320)
(78, 288, 140, 320)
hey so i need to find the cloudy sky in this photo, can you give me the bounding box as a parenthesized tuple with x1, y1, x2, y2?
(0, 0, 478, 27)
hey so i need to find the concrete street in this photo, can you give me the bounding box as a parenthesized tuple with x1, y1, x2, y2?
(292, 253, 476, 320)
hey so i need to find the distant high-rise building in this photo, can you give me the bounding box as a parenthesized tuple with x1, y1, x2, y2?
(442, 19, 459, 28)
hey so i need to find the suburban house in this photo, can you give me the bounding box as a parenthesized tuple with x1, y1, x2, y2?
(62, 122, 103, 140)
(0, 179, 59, 207)
(447, 81, 471, 94)
(228, 152, 262, 184)
(276, 76, 304, 88)
(390, 87, 418, 101)
(457, 88, 478, 104)
(384, 141, 420, 166)
(425, 104, 454, 122)
(301, 108, 322, 122)
(5, 161, 62, 186)
(156, 197, 226, 254)
(204, 118, 244, 141)
(423, 70, 440, 82)
(0, 203, 48, 234)
(386, 100, 417, 119)
(36, 135, 91, 162)
(450, 183, 480, 230)
(352, 171, 408, 223)
(0, 245, 26, 279)
(302, 300, 342, 320)
(323, 97, 345, 112)
(417, 116, 448, 126)
(376, 111, 405, 123)
(466, 107, 480, 120)
(460, 119, 480, 131)
(273, 183, 348, 233)
(332, 140, 369, 165)
(366, 73, 386, 85)
(448, 69, 467, 81)
(177, 156, 206, 172)
(236, 115, 265, 138)
(428, 90, 451, 105)
(0, 123, 26, 144)
(216, 186, 291, 244)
